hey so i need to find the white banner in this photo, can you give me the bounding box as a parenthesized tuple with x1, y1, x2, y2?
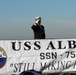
(0, 39, 76, 74)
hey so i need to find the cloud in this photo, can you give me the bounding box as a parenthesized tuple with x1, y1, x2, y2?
(10, 17, 18, 21)
(10, 17, 27, 22)
(54, 20, 76, 27)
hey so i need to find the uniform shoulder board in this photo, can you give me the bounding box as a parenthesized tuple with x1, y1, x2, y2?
(33, 23, 37, 26)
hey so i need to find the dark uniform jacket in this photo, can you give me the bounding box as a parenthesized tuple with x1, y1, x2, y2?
(31, 23, 46, 39)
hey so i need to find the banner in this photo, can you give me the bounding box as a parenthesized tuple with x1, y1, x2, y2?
(0, 39, 76, 74)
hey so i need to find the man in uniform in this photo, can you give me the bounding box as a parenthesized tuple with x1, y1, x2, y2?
(31, 16, 46, 39)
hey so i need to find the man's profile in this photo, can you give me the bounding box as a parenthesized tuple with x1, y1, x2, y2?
(31, 16, 46, 39)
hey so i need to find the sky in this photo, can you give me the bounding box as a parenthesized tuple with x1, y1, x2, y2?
(0, 0, 76, 40)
